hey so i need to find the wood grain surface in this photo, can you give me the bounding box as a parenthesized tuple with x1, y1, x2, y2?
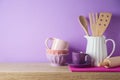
(0, 63, 119, 80)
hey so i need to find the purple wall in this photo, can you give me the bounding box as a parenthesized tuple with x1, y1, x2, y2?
(0, 0, 120, 62)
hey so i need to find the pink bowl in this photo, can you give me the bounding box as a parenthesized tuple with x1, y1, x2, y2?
(46, 49, 69, 54)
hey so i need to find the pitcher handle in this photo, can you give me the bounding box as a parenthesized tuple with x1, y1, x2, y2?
(105, 39, 115, 58)
(45, 38, 54, 49)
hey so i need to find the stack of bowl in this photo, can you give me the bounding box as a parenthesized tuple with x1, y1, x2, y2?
(45, 37, 69, 66)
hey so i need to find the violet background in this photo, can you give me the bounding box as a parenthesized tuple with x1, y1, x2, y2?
(0, 0, 120, 63)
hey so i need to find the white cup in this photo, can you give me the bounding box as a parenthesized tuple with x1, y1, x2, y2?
(45, 37, 69, 50)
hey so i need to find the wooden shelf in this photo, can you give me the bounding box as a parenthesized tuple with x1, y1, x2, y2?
(0, 63, 119, 80)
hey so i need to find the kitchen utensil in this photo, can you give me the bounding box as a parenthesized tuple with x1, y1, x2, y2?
(99, 56, 120, 68)
(78, 16, 89, 36)
(85, 36, 115, 66)
(95, 13, 99, 36)
(89, 13, 93, 36)
(96, 12, 112, 36)
(95, 13, 99, 23)
(89, 13, 98, 36)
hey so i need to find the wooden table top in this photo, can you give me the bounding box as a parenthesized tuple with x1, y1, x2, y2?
(0, 63, 119, 80)
(0, 63, 69, 72)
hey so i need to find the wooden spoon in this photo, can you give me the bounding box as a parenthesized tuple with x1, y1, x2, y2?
(78, 16, 89, 36)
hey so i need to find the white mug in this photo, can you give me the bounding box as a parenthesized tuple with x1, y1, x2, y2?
(45, 37, 69, 50)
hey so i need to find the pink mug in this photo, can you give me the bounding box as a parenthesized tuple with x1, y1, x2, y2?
(45, 37, 69, 50)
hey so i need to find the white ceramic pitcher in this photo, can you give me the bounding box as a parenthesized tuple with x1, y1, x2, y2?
(85, 36, 115, 66)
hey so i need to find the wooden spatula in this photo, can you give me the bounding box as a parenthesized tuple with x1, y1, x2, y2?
(96, 12, 112, 36)
(89, 13, 98, 36)
(89, 13, 95, 36)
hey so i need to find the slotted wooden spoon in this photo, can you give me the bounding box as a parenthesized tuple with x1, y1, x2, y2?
(96, 12, 112, 36)
(78, 16, 89, 36)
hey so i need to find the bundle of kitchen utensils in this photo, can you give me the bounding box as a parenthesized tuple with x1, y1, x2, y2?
(45, 37, 69, 66)
(79, 12, 112, 36)
(78, 12, 116, 66)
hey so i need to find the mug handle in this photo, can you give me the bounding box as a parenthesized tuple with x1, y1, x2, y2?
(105, 39, 115, 58)
(85, 54, 91, 63)
(45, 38, 54, 49)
